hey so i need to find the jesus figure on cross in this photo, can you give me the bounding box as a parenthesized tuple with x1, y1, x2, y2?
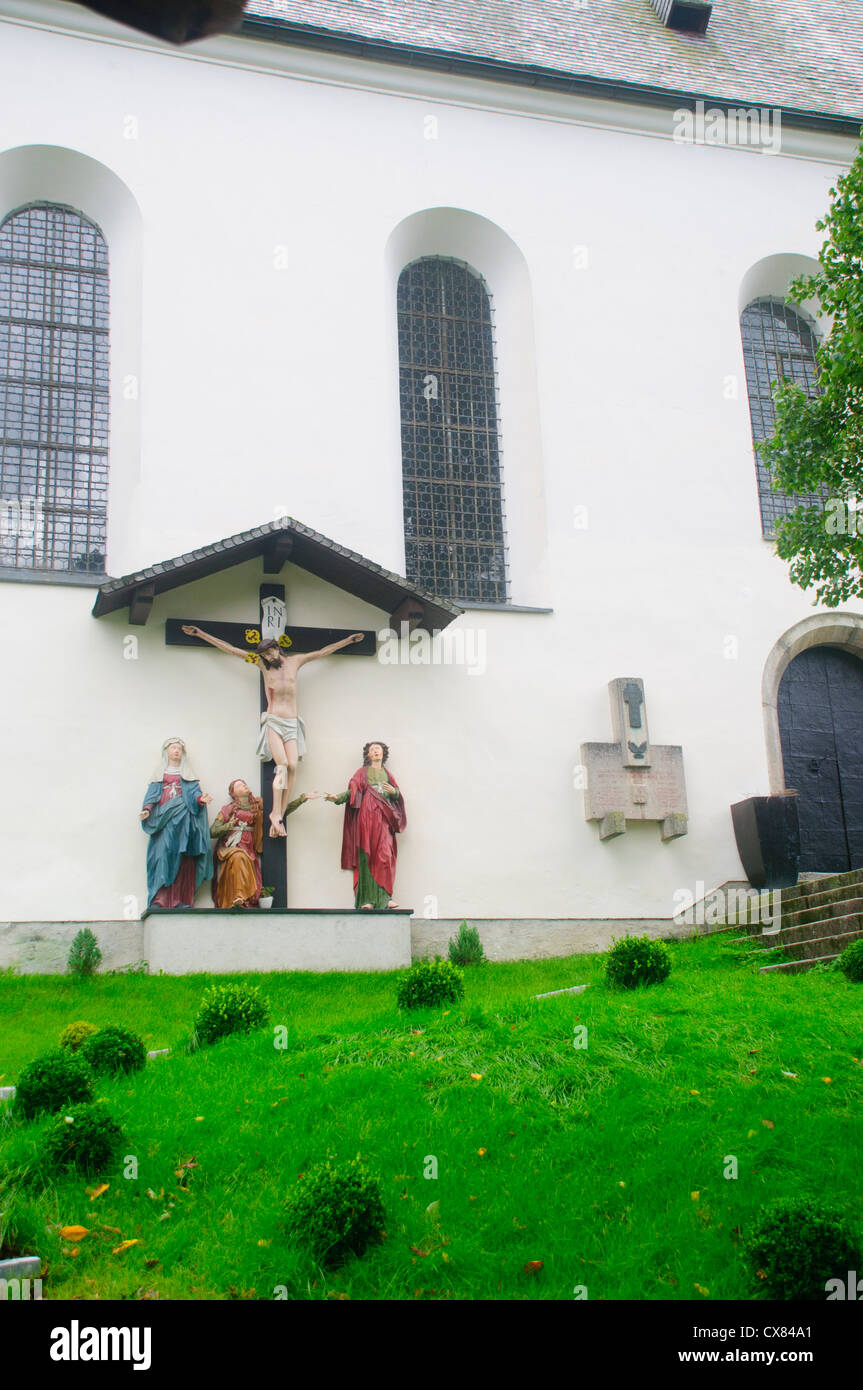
(181, 624, 363, 837)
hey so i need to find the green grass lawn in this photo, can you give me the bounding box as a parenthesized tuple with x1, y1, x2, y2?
(1, 934, 861, 1301)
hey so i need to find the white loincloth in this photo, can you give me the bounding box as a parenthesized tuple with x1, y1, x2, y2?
(256, 712, 307, 761)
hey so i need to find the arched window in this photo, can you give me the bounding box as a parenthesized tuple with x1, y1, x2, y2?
(0, 203, 109, 572)
(740, 297, 822, 535)
(397, 257, 507, 602)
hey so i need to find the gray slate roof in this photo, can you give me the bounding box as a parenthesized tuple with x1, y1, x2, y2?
(92, 516, 462, 629)
(243, 1, 863, 121)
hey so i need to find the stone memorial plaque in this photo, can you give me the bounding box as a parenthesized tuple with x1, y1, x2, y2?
(580, 679, 687, 840)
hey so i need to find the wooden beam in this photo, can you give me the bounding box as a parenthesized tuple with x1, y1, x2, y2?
(165, 618, 377, 655)
(390, 597, 427, 634)
(128, 582, 155, 626)
(262, 533, 294, 574)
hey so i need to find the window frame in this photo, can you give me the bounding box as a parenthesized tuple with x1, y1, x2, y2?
(396, 254, 510, 604)
(739, 295, 823, 537)
(0, 200, 110, 576)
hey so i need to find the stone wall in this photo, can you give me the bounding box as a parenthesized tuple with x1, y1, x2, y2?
(0, 922, 146, 975)
(0, 913, 724, 974)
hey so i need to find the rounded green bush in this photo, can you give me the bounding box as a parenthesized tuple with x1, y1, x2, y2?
(839, 938, 863, 983)
(284, 1158, 385, 1268)
(605, 935, 671, 989)
(396, 958, 465, 1009)
(58, 1021, 98, 1052)
(13, 1050, 95, 1121)
(82, 1025, 146, 1077)
(193, 983, 270, 1045)
(40, 1103, 125, 1176)
(746, 1197, 860, 1300)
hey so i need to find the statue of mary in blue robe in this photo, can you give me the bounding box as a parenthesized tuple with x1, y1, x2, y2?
(141, 738, 212, 908)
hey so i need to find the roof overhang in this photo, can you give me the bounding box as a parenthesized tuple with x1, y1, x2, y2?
(239, 15, 863, 137)
(91, 517, 463, 631)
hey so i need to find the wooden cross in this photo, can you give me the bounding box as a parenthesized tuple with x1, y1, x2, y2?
(166, 581, 376, 909)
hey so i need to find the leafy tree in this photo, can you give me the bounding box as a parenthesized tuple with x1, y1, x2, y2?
(760, 132, 863, 605)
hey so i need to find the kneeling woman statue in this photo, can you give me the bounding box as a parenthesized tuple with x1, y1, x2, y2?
(327, 741, 406, 909)
(210, 779, 318, 908)
(210, 778, 264, 909)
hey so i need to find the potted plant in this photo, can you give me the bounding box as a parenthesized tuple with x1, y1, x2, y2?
(259, 886, 275, 910)
(730, 791, 800, 890)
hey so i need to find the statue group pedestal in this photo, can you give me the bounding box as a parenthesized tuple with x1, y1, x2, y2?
(142, 908, 413, 974)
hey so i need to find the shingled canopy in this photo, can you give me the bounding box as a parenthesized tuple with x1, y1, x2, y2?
(91, 516, 463, 631)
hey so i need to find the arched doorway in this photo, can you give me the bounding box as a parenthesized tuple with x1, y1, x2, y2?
(778, 646, 863, 871)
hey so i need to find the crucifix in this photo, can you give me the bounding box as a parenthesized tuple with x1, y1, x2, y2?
(166, 581, 376, 909)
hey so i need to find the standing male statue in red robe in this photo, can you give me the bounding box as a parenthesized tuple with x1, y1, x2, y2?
(326, 741, 406, 909)
(181, 625, 363, 837)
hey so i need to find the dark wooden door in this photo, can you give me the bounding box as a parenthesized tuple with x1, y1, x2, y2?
(778, 646, 863, 872)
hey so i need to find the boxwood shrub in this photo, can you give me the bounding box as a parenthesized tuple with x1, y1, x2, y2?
(13, 1050, 94, 1121)
(839, 938, 863, 983)
(605, 935, 671, 989)
(396, 958, 465, 1009)
(82, 1025, 146, 1077)
(41, 1103, 125, 1176)
(284, 1158, 385, 1268)
(193, 983, 270, 1045)
(745, 1196, 860, 1300)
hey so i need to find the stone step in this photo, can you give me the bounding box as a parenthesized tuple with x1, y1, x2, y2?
(781, 880, 863, 918)
(783, 895, 863, 929)
(758, 953, 840, 975)
(766, 911, 863, 947)
(778, 867, 863, 911)
(749, 926, 863, 962)
(733, 897, 783, 935)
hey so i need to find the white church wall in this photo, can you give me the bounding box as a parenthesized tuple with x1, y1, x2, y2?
(1, 6, 862, 934)
(0, 9, 854, 583)
(2, 557, 859, 927)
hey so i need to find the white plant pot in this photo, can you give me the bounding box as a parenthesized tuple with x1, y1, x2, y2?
(259, 897, 274, 910)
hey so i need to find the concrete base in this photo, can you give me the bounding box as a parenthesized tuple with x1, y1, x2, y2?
(142, 908, 413, 974)
(413, 916, 693, 961)
(0, 891, 747, 974)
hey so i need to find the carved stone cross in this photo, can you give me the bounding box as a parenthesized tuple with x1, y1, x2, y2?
(622, 681, 644, 730)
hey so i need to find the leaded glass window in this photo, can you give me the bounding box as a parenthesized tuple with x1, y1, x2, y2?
(0, 204, 109, 572)
(397, 257, 507, 602)
(740, 298, 823, 535)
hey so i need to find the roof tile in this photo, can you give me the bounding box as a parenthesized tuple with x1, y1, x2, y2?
(244, 0, 863, 118)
